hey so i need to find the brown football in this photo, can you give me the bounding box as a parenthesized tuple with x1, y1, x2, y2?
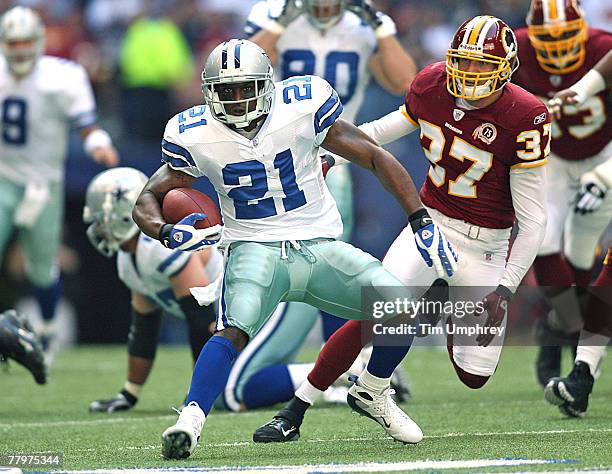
(162, 188, 222, 229)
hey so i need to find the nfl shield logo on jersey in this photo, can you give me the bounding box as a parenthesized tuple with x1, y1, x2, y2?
(173, 232, 184, 243)
(453, 109, 465, 121)
(473, 123, 497, 145)
(549, 75, 562, 87)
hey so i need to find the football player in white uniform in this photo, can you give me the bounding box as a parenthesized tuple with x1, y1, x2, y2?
(132, 39, 457, 459)
(0, 6, 118, 357)
(239, 0, 417, 410)
(83, 168, 221, 413)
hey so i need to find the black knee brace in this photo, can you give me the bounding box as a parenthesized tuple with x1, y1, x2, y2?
(127, 307, 162, 360)
(179, 295, 216, 361)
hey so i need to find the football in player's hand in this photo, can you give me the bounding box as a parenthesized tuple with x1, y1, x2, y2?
(162, 188, 222, 229)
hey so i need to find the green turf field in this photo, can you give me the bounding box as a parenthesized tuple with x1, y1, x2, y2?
(1, 344, 611, 473)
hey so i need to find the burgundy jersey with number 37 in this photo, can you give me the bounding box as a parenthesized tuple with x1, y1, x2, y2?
(513, 28, 612, 161)
(404, 62, 551, 229)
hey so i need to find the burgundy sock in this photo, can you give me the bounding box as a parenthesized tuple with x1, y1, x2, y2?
(307, 320, 373, 391)
(533, 253, 575, 295)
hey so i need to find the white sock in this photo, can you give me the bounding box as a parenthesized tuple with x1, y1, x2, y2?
(295, 379, 323, 405)
(123, 381, 143, 398)
(576, 331, 609, 376)
(358, 368, 391, 394)
(287, 363, 315, 390)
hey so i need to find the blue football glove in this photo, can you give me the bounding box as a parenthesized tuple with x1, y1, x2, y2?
(159, 213, 222, 251)
(409, 210, 458, 278)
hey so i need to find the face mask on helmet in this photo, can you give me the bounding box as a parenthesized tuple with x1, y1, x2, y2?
(527, 0, 588, 74)
(304, 0, 346, 30)
(202, 39, 274, 129)
(446, 16, 519, 100)
(0, 6, 45, 76)
(83, 168, 149, 258)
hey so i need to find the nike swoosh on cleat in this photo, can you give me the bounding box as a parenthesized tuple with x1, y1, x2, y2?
(281, 427, 296, 437)
(380, 417, 391, 428)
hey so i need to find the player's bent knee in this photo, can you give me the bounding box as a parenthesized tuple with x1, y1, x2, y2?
(447, 345, 492, 389)
(454, 366, 490, 389)
(216, 326, 249, 352)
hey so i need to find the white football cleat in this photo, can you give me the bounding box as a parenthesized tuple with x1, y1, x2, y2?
(347, 376, 423, 444)
(161, 402, 205, 459)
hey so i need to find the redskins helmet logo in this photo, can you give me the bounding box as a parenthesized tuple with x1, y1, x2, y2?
(501, 27, 516, 55)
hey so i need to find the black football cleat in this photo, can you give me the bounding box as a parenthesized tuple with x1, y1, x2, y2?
(253, 409, 301, 443)
(0, 309, 47, 385)
(89, 389, 138, 413)
(535, 345, 562, 388)
(544, 361, 594, 418)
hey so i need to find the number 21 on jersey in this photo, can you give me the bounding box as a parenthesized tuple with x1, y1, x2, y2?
(222, 149, 307, 220)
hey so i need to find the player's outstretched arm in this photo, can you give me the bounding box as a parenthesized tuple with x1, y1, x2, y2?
(368, 37, 416, 94)
(549, 49, 612, 116)
(347, 0, 416, 93)
(132, 165, 196, 240)
(322, 118, 458, 278)
(322, 118, 422, 216)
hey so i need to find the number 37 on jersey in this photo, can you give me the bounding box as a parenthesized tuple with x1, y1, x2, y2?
(417, 113, 551, 199)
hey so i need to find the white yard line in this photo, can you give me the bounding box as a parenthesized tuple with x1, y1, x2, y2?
(59, 458, 572, 474)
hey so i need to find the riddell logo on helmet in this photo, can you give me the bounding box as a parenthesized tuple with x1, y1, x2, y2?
(459, 44, 482, 53)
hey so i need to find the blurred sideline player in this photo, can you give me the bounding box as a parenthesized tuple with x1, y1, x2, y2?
(0, 7, 118, 360)
(132, 38, 456, 458)
(0, 308, 46, 385)
(255, 15, 552, 443)
(232, 0, 416, 410)
(544, 50, 612, 418)
(82, 168, 221, 413)
(512, 0, 611, 386)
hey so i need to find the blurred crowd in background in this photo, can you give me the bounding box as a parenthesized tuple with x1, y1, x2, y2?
(1, 0, 611, 345)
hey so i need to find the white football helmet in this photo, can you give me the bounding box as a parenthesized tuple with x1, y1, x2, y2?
(304, 0, 346, 30)
(202, 39, 274, 129)
(0, 6, 45, 76)
(83, 168, 149, 257)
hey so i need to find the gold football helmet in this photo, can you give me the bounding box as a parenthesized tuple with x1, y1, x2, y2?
(527, 0, 588, 74)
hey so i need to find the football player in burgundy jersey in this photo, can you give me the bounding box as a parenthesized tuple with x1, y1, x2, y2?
(512, 0, 612, 388)
(544, 51, 612, 417)
(254, 15, 551, 444)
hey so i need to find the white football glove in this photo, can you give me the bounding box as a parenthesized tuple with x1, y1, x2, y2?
(575, 171, 607, 214)
(267, 0, 303, 33)
(345, 0, 397, 38)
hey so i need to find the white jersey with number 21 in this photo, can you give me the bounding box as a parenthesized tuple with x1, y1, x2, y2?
(161, 74, 343, 243)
